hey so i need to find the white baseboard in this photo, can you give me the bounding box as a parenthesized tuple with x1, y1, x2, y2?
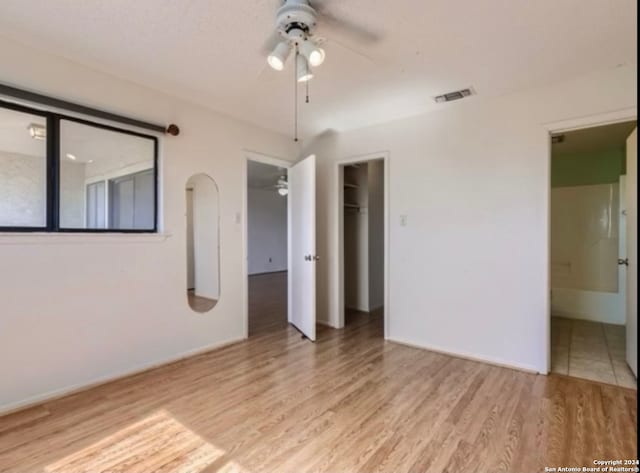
(0, 337, 245, 417)
(387, 337, 542, 374)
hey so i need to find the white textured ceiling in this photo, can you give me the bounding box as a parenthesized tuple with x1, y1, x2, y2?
(0, 0, 636, 139)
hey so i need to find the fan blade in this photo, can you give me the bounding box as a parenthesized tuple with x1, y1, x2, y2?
(322, 37, 376, 64)
(311, 2, 382, 44)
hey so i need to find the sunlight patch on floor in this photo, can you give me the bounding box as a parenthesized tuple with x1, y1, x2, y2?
(45, 410, 224, 473)
(216, 460, 251, 473)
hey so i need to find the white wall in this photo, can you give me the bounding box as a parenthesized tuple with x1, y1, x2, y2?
(190, 174, 219, 299)
(551, 288, 624, 324)
(368, 160, 384, 311)
(550, 182, 625, 324)
(551, 183, 619, 293)
(247, 187, 287, 275)
(302, 65, 637, 373)
(0, 36, 298, 412)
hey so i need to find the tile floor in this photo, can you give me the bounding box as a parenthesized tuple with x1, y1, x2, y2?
(551, 317, 637, 389)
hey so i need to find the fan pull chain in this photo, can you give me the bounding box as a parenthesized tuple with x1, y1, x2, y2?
(294, 49, 299, 142)
(306, 78, 310, 104)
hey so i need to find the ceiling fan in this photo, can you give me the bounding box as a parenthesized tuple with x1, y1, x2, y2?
(261, 0, 381, 141)
(262, 0, 381, 82)
(265, 175, 288, 196)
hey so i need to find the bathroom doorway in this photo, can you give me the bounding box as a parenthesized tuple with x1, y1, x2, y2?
(549, 120, 637, 388)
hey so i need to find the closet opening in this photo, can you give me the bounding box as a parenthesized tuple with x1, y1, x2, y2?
(339, 158, 386, 335)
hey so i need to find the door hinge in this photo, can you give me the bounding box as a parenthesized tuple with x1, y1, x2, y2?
(618, 258, 629, 266)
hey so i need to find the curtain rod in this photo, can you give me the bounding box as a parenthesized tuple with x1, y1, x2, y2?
(0, 83, 178, 135)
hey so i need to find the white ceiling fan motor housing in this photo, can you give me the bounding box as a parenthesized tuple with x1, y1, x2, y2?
(276, 0, 318, 36)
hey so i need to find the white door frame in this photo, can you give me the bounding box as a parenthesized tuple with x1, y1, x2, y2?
(242, 150, 293, 339)
(335, 152, 390, 338)
(542, 107, 637, 374)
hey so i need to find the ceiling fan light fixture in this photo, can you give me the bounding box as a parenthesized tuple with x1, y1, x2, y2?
(299, 39, 325, 67)
(28, 123, 46, 140)
(296, 54, 313, 82)
(310, 47, 325, 67)
(267, 41, 291, 71)
(278, 187, 288, 196)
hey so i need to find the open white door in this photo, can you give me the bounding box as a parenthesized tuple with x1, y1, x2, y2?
(626, 128, 637, 377)
(288, 154, 316, 341)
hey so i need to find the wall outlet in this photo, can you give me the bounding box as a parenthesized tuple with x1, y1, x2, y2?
(268, 257, 272, 263)
(400, 215, 408, 226)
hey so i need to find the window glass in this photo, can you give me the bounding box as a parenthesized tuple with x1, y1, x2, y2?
(0, 107, 47, 228)
(59, 119, 156, 230)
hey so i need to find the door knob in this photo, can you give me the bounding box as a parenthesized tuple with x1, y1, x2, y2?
(618, 258, 629, 266)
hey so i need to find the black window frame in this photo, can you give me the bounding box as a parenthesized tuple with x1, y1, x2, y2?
(0, 99, 159, 233)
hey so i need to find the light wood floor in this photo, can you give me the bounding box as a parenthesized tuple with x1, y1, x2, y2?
(0, 292, 637, 472)
(187, 290, 217, 313)
(248, 271, 288, 336)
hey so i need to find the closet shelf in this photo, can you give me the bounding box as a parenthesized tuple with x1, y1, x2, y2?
(344, 183, 359, 189)
(344, 203, 364, 209)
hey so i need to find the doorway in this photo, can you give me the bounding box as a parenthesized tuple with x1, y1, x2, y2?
(549, 120, 637, 388)
(338, 155, 388, 336)
(246, 157, 290, 336)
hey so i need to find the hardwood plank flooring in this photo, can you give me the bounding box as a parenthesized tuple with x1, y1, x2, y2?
(0, 301, 637, 472)
(187, 290, 217, 313)
(248, 271, 288, 336)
